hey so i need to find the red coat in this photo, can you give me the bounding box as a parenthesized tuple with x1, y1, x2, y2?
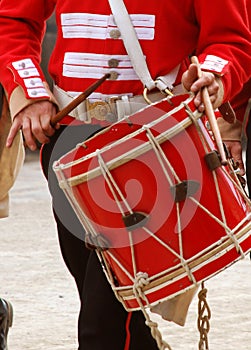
(0, 0, 250, 120)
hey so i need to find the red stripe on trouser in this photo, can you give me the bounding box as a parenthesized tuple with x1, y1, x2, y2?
(124, 312, 133, 350)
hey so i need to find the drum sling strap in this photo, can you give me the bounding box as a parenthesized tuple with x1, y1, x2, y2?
(107, 0, 180, 95)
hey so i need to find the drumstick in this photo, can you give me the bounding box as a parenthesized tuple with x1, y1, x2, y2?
(50, 73, 111, 126)
(191, 56, 227, 165)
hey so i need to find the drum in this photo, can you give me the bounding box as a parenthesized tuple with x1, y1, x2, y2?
(53, 93, 251, 311)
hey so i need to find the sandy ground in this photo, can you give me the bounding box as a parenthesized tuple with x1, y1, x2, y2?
(0, 150, 251, 350)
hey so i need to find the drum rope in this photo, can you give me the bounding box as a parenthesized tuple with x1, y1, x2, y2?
(96, 131, 242, 268)
(189, 196, 246, 258)
(97, 151, 133, 215)
(189, 197, 230, 232)
(184, 104, 211, 155)
(185, 101, 247, 256)
(129, 231, 138, 277)
(228, 214, 251, 234)
(212, 170, 227, 227)
(176, 203, 197, 284)
(105, 249, 137, 283)
(142, 123, 241, 279)
(222, 165, 251, 205)
(57, 167, 112, 250)
(143, 124, 197, 280)
(142, 227, 191, 264)
(212, 170, 245, 256)
(96, 251, 122, 290)
(186, 101, 251, 208)
(143, 126, 181, 184)
(57, 167, 98, 239)
(143, 124, 198, 279)
(197, 282, 211, 350)
(143, 225, 206, 283)
(132, 272, 173, 350)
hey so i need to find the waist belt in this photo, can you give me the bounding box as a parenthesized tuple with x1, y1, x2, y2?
(53, 84, 183, 124)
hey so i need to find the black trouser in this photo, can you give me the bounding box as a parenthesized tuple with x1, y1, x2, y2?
(41, 125, 159, 350)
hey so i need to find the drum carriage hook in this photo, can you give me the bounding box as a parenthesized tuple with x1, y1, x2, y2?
(143, 83, 174, 105)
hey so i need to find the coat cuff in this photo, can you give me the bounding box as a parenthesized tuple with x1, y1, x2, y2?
(199, 54, 230, 77)
(9, 82, 58, 119)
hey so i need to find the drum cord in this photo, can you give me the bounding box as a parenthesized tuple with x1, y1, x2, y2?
(197, 282, 211, 350)
(132, 272, 173, 350)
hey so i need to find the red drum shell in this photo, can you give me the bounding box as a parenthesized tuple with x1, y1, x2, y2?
(53, 94, 251, 310)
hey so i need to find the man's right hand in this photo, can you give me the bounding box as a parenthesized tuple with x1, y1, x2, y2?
(6, 100, 58, 151)
(224, 140, 245, 176)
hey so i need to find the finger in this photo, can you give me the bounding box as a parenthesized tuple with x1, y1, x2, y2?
(237, 162, 245, 176)
(206, 81, 219, 96)
(22, 117, 38, 151)
(55, 122, 61, 130)
(196, 93, 217, 112)
(190, 72, 215, 93)
(206, 82, 219, 104)
(234, 158, 245, 176)
(40, 113, 56, 137)
(6, 119, 21, 147)
(197, 103, 205, 112)
(182, 64, 198, 91)
(227, 142, 246, 176)
(30, 115, 51, 145)
(194, 81, 218, 112)
(193, 90, 204, 110)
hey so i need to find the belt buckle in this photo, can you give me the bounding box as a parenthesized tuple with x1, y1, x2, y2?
(86, 98, 118, 123)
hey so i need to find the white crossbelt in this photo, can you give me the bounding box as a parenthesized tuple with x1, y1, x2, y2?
(108, 0, 180, 92)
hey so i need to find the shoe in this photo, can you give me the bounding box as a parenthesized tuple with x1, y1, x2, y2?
(0, 299, 13, 350)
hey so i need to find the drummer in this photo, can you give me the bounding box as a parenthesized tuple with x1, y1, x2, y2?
(0, 1, 251, 349)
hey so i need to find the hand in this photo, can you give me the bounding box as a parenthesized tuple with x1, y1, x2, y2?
(6, 100, 58, 151)
(224, 140, 245, 176)
(182, 63, 222, 112)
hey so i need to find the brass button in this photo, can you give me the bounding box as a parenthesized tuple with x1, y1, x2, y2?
(108, 71, 119, 80)
(109, 29, 121, 39)
(19, 62, 26, 69)
(108, 59, 119, 68)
